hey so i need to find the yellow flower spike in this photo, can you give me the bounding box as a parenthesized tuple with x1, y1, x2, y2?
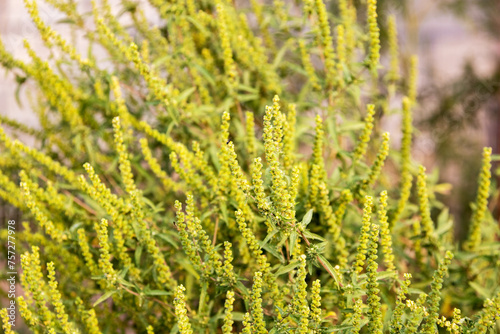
(367, 0, 380, 76)
(360, 132, 390, 194)
(223, 242, 237, 285)
(174, 200, 202, 269)
(94, 219, 118, 288)
(113, 117, 137, 195)
(473, 292, 500, 333)
(226, 141, 251, 194)
(250, 271, 267, 333)
(170, 151, 209, 197)
(24, 0, 93, 70)
(289, 165, 301, 205)
(466, 147, 492, 251)
(392, 97, 413, 224)
(0, 309, 14, 334)
(387, 15, 400, 86)
(417, 165, 436, 242)
(216, 3, 238, 93)
(21, 247, 54, 327)
(354, 195, 373, 274)
(192, 141, 218, 190)
(0, 169, 24, 208)
(422, 251, 453, 333)
(352, 104, 376, 166)
(336, 24, 346, 88)
(174, 285, 193, 334)
(332, 189, 353, 229)
(390, 273, 412, 332)
(310, 279, 322, 329)
(18, 296, 37, 327)
(242, 312, 252, 334)
(140, 138, 181, 193)
(312, 114, 327, 181)
(46, 262, 77, 333)
(408, 55, 419, 105)
(338, 0, 356, 60)
(366, 221, 383, 334)
(351, 299, 363, 333)
(146, 325, 155, 334)
(222, 290, 235, 334)
(294, 255, 310, 334)
(251, 157, 272, 215)
(299, 40, 321, 91)
(0, 127, 78, 186)
(377, 191, 395, 271)
(20, 182, 66, 243)
(314, 0, 337, 89)
(77, 228, 99, 276)
(246, 112, 257, 159)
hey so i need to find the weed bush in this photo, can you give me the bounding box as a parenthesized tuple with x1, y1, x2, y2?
(0, 0, 499, 333)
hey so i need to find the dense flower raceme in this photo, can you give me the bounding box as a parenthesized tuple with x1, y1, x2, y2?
(0, 0, 499, 333)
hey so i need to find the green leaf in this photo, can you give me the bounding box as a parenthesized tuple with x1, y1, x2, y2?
(262, 228, 279, 247)
(274, 260, 300, 277)
(302, 230, 326, 241)
(93, 290, 117, 307)
(144, 289, 172, 296)
(317, 254, 341, 289)
(301, 209, 314, 228)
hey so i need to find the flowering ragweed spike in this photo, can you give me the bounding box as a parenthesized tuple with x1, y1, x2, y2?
(422, 251, 454, 333)
(146, 325, 154, 334)
(175, 200, 202, 269)
(336, 24, 346, 88)
(47, 262, 76, 333)
(76, 298, 102, 334)
(387, 15, 400, 85)
(393, 97, 413, 224)
(18, 296, 36, 327)
(390, 273, 412, 332)
(355, 196, 373, 274)
(361, 132, 390, 194)
(378, 190, 395, 271)
(472, 292, 500, 333)
(310, 279, 322, 329)
(299, 40, 321, 91)
(251, 157, 271, 214)
(94, 219, 117, 288)
(222, 290, 235, 334)
(242, 312, 252, 334)
(21, 247, 54, 327)
(314, 0, 336, 89)
(216, 3, 237, 93)
(223, 242, 237, 285)
(352, 104, 376, 165)
(367, 0, 380, 75)
(351, 299, 363, 333)
(140, 138, 180, 192)
(417, 165, 435, 241)
(246, 112, 256, 158)
(0, 309, 14, 334)
(366, 222, 383, 333)
(174, 285, 193, 334)
(20, 182, 66, 242)
(466, 147, 492, 251)
(250, 271, 267, 333)
(113, 117, 137, 195)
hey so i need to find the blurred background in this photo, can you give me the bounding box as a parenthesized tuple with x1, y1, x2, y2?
(0, 0, 499, 238)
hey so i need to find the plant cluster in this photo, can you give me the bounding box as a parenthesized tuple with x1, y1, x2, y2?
(0, 0, 499, 333)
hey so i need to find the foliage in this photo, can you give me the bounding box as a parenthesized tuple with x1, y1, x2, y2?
(0, 0, 499, 333)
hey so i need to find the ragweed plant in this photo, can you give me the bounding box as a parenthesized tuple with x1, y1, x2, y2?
(0, 0, 499, 333)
